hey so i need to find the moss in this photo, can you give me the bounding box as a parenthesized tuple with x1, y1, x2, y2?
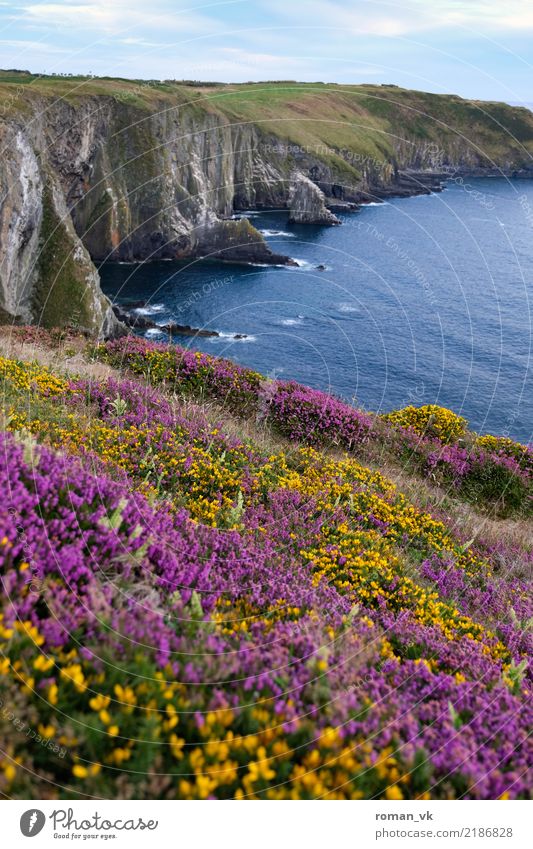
(33, 183, 102, 332)
(85, 190, 114, 235)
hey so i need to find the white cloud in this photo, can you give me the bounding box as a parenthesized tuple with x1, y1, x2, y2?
(262, 0, 437, 37)
(0, 38, 68, 52)
(118, 37, 164, 47)
(20, 1, 214, 34)
(264, 0, 533, 36)
(430, 0, 533, 31)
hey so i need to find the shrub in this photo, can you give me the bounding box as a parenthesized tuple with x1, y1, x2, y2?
(427, 444, 532, 517)
(266, 381, 374, 449)
(476, 434, 533, 474)
(383, 404, 467, 443)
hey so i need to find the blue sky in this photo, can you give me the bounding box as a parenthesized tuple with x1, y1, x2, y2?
(1, 1, 532, 102)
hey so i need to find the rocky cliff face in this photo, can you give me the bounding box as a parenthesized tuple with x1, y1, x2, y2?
(288, 171, 341, 224)
(1, 81, 533, 335)
(0, 101, 123, 335)
(0, 96, 295, 334)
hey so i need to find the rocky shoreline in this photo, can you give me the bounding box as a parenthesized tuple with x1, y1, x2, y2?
(111, 303, 248, 340)
(234, 168, 447, 225)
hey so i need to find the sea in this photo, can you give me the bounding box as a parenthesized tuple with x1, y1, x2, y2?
(100, 177, 533, 443)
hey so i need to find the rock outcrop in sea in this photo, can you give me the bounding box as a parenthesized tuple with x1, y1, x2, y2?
(288, 171, 341, 225)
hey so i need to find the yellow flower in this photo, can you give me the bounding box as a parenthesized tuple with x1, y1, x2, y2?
(111, 748, 131, 765)
(60, 663, 86, 692)
(72, 764, 88, 778)
(3, 762, 16, 782)
(89, 694, 111, 711)
(169, 734, 185, 760)
(114, 684, 136, 707)
(385, 785, 404, 800)
(318, 727, 339, 749)
(33, 655, 54, 672)
(195, 774, 217, 799)
(38, 724, 55, 739)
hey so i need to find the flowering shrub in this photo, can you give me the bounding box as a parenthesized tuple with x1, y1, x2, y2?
(476, 434, 533, 475)
(0, 355, 67, 397)
(383, 404, 467, 443)
(426, 444, 531, 517)
(267, 381, 373, 448)
(98, 338, 374, 451)
(0, 341, 531, 799)
(100, 337, 263, 415)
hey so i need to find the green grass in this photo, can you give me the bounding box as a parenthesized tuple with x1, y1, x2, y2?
(2, 73, 532, 168)
(33, 184, 103, 332)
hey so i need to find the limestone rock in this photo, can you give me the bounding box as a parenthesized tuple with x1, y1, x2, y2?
(288, 171, 341, 225)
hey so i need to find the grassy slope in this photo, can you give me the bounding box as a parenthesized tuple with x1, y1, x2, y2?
(2, 71, 533, 170)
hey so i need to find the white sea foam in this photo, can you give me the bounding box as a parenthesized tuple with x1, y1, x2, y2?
(208, 332, 256, 343)
(279, 317, 303, 326)
(145, 327, 165, 337)
(248, 261, 294, 268)
(292, 258, 315, 270)
(260, 229, 295, 237)
(133, 304, 166, 316)
(338, 302, 359, 314)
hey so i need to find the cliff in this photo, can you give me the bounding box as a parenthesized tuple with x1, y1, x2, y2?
(1, 73, 533, 334)
(288, 171, 341, 224)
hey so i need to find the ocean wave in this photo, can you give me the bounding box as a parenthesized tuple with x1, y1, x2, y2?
(279, 317, 303, 326)
(248, 261, 294, 268)
(260, 229, 295, 237)
(208, 332, 257, 343)
(292, 258, 315, 270)
(291, 259, 332, 271)
(338, 302, 359, 314)
(133, 304, 166, 316)
(232, 211, 261, 219)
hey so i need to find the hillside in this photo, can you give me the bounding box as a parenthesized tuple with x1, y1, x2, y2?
(0, 328, 531, 799)
(1, 72, 533, 334)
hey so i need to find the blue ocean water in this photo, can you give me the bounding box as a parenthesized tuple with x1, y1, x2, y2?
(100, 178, 533, 443)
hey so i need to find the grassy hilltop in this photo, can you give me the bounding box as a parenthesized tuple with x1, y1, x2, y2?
(2, 70, 533, 177)
(0, 327, 531, 799)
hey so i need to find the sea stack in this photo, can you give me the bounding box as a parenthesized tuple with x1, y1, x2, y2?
(288, 171, 341, 225)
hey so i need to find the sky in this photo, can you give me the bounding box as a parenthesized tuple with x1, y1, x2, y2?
(0, 0, 533, 103)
